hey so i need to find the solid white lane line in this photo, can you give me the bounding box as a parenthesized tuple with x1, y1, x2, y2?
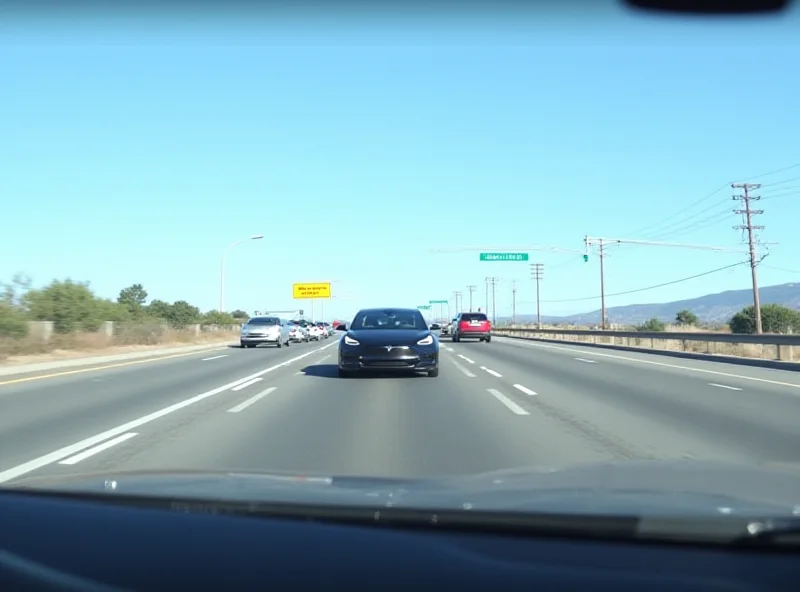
(458, 354, 475, 364)
(451, 360, 476, 378)
(487, 389, 529, 415)
(201, 354, 228, 361)
(228, 387, 277, 413)
(480, 366, 502, 378)
(58, 433, 138, 465)
(0, 340, 340, 484)
(575, 358, 597, 364)
(494, 337, 800, 391)
(709, 383, 743, 391)
(231, 377, 263, 391)
(513, 384, 538, 396)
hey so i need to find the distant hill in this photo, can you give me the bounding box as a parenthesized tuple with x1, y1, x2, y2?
(507, 282, 800, 326)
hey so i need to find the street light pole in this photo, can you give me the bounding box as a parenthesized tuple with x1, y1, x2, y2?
(219, 234, 263, 313)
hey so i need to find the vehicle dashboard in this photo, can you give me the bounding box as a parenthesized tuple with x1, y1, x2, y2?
(1, 490, 798, 591)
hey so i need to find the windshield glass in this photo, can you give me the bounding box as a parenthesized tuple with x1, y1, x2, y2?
(350, 310, 427, 330)
(2, 4, 799, 536)
(247, 317, 280, 326)
(460, 313, 488, 322)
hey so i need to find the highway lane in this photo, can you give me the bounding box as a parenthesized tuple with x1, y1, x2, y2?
(0, 338, 337, 479)
(2, 334, 799, 486)
(443, 336, 800, 464)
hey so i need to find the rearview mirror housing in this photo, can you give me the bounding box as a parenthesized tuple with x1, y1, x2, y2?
(335, 324, 348, 331)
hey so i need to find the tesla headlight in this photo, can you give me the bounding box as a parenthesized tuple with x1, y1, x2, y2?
(417, 334, 434, 345)
(344, 335, 360, 346)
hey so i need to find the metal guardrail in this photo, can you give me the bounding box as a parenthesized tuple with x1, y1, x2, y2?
(494, 327, 800, 346)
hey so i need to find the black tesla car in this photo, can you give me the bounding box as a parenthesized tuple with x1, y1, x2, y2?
(336, 308, 439, 378)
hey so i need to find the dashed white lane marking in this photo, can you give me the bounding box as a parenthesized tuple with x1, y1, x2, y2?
(481, 366, 502, 378)
(575, 358, 597, 364)
(451, 359, 476, 378)
(58, 433, 138, 465)
(201, 354, 228, 361)
(228, 387, 277, 413)
(487, 389, 529, 415)
(709, 383, 742, 391)
(513, 384, 538, 396)
(493, 337, 800, 391)
(445, 346, 455, 352)
(0, 339, 341, 484)
(457, 354, 475, 364)
(317, 354, 331, 363)
(231, 377, 263, 391)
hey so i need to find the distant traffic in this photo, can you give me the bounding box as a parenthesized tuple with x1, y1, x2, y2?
(240, 317, 334, 348)
(239, 307, 495, 380)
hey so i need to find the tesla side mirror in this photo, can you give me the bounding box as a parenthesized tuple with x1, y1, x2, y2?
(430, 324, 441, 330)
(336, 324, 348, 331)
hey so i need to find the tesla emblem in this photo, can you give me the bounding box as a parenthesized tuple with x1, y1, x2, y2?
(385, 346, 394, 352)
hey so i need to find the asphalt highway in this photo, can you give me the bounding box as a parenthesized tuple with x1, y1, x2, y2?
(2, 334, 800, 485)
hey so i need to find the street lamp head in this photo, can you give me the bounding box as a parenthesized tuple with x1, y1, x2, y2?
(250, 235, 264, 240)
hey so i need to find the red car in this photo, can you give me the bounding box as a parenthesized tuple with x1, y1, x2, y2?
(451, 312, 491, 342)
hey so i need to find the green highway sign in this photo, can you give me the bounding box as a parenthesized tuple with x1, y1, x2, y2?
(480, 252, 529, 262)
(417, 305, 432, 310)
(429, 299, 448, 304)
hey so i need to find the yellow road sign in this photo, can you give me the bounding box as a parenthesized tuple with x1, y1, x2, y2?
(293, 282, 331, 299)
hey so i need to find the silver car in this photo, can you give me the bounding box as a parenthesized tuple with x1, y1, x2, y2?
(240, 316, 291, 348)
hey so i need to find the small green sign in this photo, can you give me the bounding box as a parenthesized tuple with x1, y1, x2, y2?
(417, 305, 432, 310)
(429, 299, 448, 304)
(480, 252, 529, 262)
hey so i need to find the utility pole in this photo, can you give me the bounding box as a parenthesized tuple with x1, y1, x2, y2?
(453, 291, 462, 313)
(732, 183, 764, 334)
(584, 236, 607, 330)
(511, 280, 517, 325)
(486, 277, 500, 325)
(530, 263, 544, 329)
(582, 235, 757, 331)
(466, 285, 476, 312)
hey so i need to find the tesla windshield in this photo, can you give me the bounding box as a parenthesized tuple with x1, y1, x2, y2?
(349, 310, 428, 330)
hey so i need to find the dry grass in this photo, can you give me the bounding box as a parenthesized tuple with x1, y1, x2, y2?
(0, 324, 239, 366)
(497, 326, 797, 363)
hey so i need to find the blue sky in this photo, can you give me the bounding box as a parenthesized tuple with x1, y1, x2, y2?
(1, 4, 799, 323)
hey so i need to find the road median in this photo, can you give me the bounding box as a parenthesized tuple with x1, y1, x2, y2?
(493, 327, 800, 372)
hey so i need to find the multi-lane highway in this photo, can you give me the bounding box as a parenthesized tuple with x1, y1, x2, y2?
(1, 334, 800, 485)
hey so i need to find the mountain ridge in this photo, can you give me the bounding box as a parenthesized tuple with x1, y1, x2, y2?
(507, 282, 800, 326)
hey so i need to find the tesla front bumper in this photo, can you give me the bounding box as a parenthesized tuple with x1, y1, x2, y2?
(339, 344, 439, 373)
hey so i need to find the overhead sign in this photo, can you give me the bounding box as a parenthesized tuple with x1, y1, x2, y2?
(429, 299, 448, 304)
(417, 305, 432, 310)
(480, 252, 529, 262)
(293, 282, 331, 299)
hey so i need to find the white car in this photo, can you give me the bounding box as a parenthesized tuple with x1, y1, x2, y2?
(288, 324, 308, 343)
(307, 325, 325, 341)
(240, 316, 291, 348)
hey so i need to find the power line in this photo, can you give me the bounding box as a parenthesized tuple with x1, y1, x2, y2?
(466, 285, 476, 312)
(732, 182, 765, 334)
(485, 277, 500, 325)
(530, 263, 544, 329)
(621, 162, 800, 239)
(541, 260, 749, 303)
(511, 280, 517, 325)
